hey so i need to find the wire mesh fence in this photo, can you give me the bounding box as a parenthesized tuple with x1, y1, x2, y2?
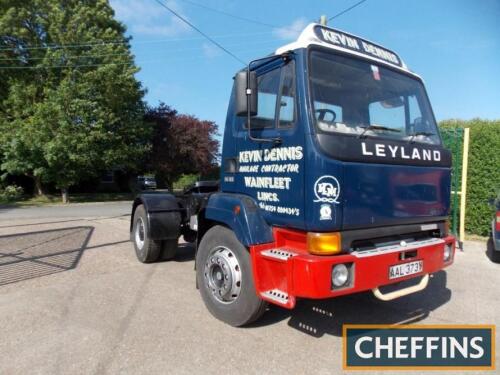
(440, 127, 464, 237)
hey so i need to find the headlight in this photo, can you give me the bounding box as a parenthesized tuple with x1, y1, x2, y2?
(444, 244, 452, 262)
(332, 264, 349, 287)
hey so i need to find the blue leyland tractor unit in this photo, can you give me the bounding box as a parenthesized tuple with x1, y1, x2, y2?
(130, 24, 455, 327)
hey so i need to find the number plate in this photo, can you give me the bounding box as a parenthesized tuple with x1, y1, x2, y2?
(389, 260, 423, 280)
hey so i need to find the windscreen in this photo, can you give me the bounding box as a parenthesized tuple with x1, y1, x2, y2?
(309, 50, 441, 145)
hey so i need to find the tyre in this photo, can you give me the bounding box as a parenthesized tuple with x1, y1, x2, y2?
(487, 238, 500, 263)
(196, 225, 267, 327)
(132, 205, 161, 263)
(160, 239, 178, 260)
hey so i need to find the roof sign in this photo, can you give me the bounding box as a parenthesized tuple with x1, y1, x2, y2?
(313, 25, 402, 67)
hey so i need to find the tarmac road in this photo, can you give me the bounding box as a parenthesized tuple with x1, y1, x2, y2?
(0, 201, 132, 219)
(0, 204, 498, 374)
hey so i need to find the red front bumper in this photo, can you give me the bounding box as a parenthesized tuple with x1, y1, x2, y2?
(250, 228, 455, 309)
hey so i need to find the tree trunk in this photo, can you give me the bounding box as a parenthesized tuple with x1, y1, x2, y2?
(61, 188, 69, 204)
(155, 172, 172, 190)
(165, 178, 173, 192)
(34, 175, 45, 196)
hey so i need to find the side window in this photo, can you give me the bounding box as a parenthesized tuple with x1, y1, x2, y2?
(253, 68, 281, 128)
(278, 62, 296, 127)
(368, 96, 405, 131)
(239, 62, 296, 130)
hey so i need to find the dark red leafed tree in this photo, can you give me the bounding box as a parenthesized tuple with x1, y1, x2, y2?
(146, 103, 220, 188)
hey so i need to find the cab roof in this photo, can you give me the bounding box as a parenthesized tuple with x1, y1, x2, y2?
(275, 23, 416, 76)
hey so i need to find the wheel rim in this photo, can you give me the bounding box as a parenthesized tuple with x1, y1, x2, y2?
(135, 217, 145, 251)
(204, 246, 242, 304)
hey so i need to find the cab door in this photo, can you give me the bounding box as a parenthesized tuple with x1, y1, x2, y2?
(232, 59, 305, 230)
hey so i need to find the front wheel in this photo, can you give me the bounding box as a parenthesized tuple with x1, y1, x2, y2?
(196, 226, 267, 326)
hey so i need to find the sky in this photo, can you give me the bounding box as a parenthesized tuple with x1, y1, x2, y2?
(109, 0, 500, 133)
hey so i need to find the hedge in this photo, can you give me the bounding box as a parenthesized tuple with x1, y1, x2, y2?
(173, 174, 199, 190)
(439, 119, 500, 236)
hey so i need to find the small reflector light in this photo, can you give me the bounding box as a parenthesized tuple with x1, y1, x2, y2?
(371, 65, 380, 80)
(496, 212, 500, 231)
(307, 232, 342, 255)
(444, 243, 453, 262)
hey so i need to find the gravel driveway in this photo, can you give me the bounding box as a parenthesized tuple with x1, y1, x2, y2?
(0, 204, 498, 374)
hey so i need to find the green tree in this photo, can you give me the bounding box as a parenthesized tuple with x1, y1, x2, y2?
(0, 0, 149, 202)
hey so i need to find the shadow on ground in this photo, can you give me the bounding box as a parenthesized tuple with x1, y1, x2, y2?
(165, 242, 452, 337)
(251, 271, 452, 337)
(0, 226, 94, 286)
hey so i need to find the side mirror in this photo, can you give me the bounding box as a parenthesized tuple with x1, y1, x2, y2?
(235, 70, 258, 117)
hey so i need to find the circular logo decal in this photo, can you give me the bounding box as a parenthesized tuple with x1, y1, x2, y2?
(319, 204, 332, 220)
(314, 175, 340, 204)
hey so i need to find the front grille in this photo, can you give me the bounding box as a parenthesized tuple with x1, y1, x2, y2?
(351, 229, 441, 253)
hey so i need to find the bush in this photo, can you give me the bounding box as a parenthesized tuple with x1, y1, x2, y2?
(440, 119, 500, 236)
(0, 184, 24, 201)
(173, 174, 199, 191)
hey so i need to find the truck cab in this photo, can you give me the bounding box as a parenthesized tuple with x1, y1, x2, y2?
(223, 23, 450, 232)
(130, 24, 455, 327)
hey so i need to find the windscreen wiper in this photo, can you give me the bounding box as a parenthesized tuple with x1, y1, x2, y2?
(358, 124, 401, 139)
(408, 131, 435, 144)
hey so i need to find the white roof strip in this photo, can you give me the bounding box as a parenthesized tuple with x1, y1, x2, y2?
(276, 23, 411, 73)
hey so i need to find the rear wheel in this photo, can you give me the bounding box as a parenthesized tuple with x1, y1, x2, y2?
(196, 225, 267, 326)
(160, 239, 178, 260)
(132, 205, 161, 263)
